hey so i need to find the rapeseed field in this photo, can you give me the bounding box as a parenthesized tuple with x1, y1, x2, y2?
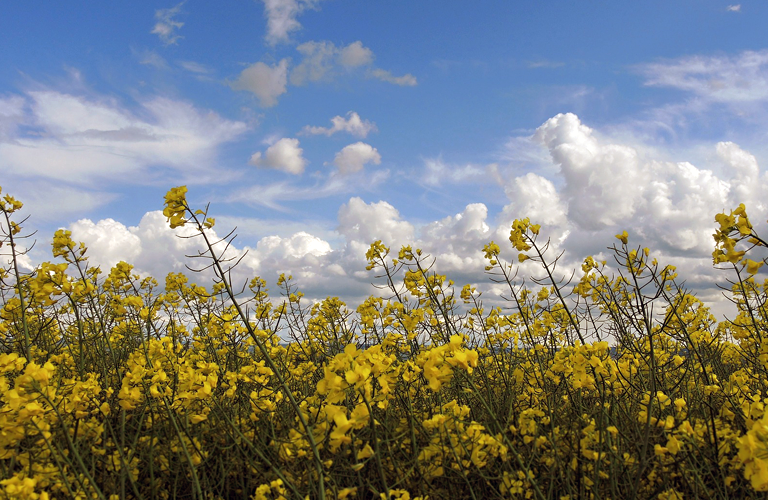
(1, 185, 767, 499)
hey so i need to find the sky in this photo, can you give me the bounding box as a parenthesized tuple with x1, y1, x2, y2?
(2, 1, 768, 321)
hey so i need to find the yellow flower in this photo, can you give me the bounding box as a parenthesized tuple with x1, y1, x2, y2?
(738, 413, 768, 490)
(666, 435, 682, 455)
(189, 413, 208, 424)
(163, 185, 188, 228)
(615, 230, 628, 245)
(745, 259, 764, 275)
(338, 487, 358, 499)
(356, 443, 374, 460)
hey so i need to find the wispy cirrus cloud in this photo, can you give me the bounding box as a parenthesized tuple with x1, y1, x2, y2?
(634, 49, 768, 103)
(151, 2, 186, 45)
(178, 61, 213, 74)
(527, 59, 565, 69)
(420, 158, 492, 187)
(261, 0, 324, 45)
(227, 167, 390, 211)
(133, 48, 169, 69)
(0, 88, 248, 217)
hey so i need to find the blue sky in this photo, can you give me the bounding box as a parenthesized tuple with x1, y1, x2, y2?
(2, 1, 767, 319)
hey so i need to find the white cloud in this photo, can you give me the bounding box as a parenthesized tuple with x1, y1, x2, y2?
(261, 0, 322, 45)
(333, 142, 381, 174)
(717, 141, 764, 211)
(152, 2, 186, 45)
(0, 91, 248, 186)
(301, 111, 377, 138)
(31, 91, 132, 134)
(727, 4, 741, 12)
(47, 108, 768, 326)
(231, 59, 289, 107)
(70, 218, 143, 269)
(256, 231, 331, 259)
(290, 41, 337, 85)
(418, 204, 492, 276)
(65, 210, 345, 307)
(534, 113, 648, 230)
(68, 211, 244, 283)
(249, 137, 307, 175)
(369, 69, 417, 86)
(635, 49, 768, 103)
(338, 41, 374, 67)
(290, 41, 417, 87)
(337, 197, 415, 254)
(499, 172, 568, 229)
(496, 112, 768, 301)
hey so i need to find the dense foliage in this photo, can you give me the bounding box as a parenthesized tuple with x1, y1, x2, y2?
(1, 185, 768, 499)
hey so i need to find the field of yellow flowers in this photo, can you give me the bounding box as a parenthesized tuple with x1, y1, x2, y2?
(1, 184, 768, 499)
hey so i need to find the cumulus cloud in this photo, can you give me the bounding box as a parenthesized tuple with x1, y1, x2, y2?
(337, 197, 415, 256)
(68, 211, 244, 282)
(152, 2, 186, 45)
(635, 49, 768, 103)
(716, 141, 764, 212)
(262, 0, 322, 45)
(289, 41, 337, 85)
(290, 41, 417, 87)
(231, 59, 289, 107)
(534, 113, 647, 230)
(256, 231, 331, 259)
(249, 137, 307, 174)
(64, 196, 496, 316)
(417, 204, 492, 277)
(70, 218, 143, 269)
(498, 172, 568, 229)
(65, 209, 342, 301)
(526, 113, 741, 255)
(338, 41, 374, 67)
(495, 112, 768, 303)
(0, 91, 248, 188)
(301, 111, 377, 138)
(333, 142, 381, 174)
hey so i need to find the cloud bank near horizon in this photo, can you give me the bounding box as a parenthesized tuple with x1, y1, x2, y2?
(49, 111, 764, 322)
